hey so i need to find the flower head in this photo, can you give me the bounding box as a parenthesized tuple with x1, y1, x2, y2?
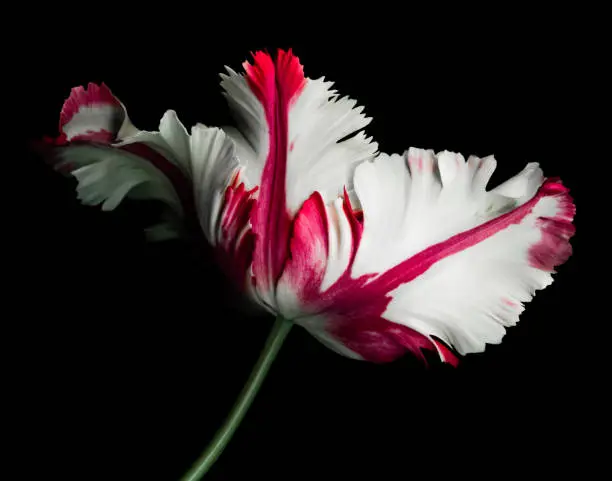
(41, 51, 575, 367)
(194, 49, 575, 365)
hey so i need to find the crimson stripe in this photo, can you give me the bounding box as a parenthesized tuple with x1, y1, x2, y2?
(246, 50, 306, 291)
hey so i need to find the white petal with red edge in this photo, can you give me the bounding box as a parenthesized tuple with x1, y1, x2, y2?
(349, 148, 574, 355)
(59, 83, 130, 144)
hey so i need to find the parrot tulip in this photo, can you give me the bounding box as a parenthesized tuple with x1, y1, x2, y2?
(40, 49, 575, 480)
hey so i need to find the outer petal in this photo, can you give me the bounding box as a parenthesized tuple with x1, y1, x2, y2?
(56, 145, 183, 213)
(189, 126, 240, 243)
(220, 49, 377, 310)
(348, 149, 574, 358)
(116, 110, 192, 177)
(43, 83, 195, 241)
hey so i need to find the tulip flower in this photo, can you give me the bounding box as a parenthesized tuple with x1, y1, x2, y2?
(39, 50, 575, 480)
(183, 49, 575, 479)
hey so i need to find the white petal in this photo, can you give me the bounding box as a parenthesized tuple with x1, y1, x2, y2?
(115, 110, 191, 178)
(219, 68, 268, 188)
(58, 144, 182, 214)
(491, 162, 544, 201)
(158, 110, 192, 176)
(189, 125, 241, 245)
(286, 78, 378, 213)
(222, 126, 261, 189)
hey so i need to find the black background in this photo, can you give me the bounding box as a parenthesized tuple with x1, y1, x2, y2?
(14, 9, 597, 481)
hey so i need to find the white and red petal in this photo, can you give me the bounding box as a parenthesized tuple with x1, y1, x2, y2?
(57, 82, 134, 145)
(380, 176, 574, 355)
(329, 149, 574, 359)
(276, 192, 330, 319)
(188, 125, 262, 292)
(189, 125, 241, 243)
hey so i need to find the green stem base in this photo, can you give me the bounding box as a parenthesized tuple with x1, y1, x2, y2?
(179, 316, 292, 481)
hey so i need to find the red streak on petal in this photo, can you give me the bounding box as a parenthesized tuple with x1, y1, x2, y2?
(216, 175, 259, 289)
(246, 49, 307, 292)
(280, 192, 329, 302)
(432, 338, 460, 367)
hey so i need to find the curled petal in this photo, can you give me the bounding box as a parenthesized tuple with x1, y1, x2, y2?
(57, 82, 136, 145)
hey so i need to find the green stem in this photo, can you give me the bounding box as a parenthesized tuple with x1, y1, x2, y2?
(179, 316, 292, 481)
